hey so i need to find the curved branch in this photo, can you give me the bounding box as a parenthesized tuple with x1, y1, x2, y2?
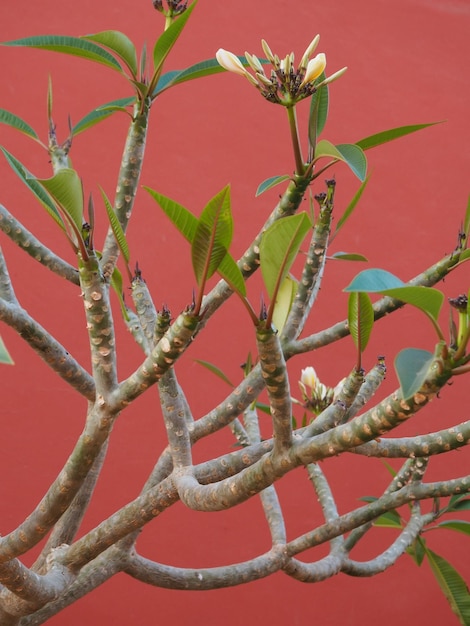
(0, 204, 79, 285)
(122, 545, 287, 590)
(0, 299, 95, 401)
(341, 508, 434, 577)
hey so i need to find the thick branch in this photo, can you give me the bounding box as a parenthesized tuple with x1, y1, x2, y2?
(101, 105, 149, 279)
(0, 299, 95, 401)
(0, 205, 79, 285)
(282, 179, 334, 342)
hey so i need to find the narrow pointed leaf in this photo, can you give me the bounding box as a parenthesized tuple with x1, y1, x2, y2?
(448, 498, 470, 512)
(145, 187, 198, 241)
(334, 175, 370, 237)
(111, 266, 129, 321)
(83, 30, 138, 76)
(356, 122, 441, 151)
(152, 1, 197, 76)
(255, 174, 290, 197)
(330, 252, 368, 262)
(154, 55, 269, 95)
(394, 348, 434, 399)
(140, 42, 147, 81)
(192, 221, 226, 285)
(36, 168, 83, 230)
(0, 147, 65, 229)
(425, 549, 470, 625)
(407, 536, 427, 566)
(2, 35, 123, 72)
(0, 109, 39, 141)
(373, 510, 403, 528)
(99, 187, 130, 263)
(308, 77, 328, 152)
(47, 76, 53, 121)
(195, 359, 234, 387)
(192, 185, 232, 285)
(0, 335, 14, 365)
(273, 275, 298, 332)
(72, 97, 135, 135)
(435, 521, 470, 536)
(348, 291, 374, 353)
(217, 253, 246, 297)
(464, 195, 470, 241)
(146, 187, 245, 296)
(259, 212, 311, 299)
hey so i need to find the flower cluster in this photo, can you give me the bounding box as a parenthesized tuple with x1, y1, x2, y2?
(216, 37, 346, 106)
(298, 366, 344, 416)
(153, 0, 188, 15)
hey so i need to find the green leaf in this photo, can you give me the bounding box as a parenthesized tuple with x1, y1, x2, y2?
(373, 510, 403, 528)
(72, 97, 135, 135)
(456, 249, 470, 266)
(154, 55, 270, 96)
(273, 275, 298, 333)
(425, 549, 470, 625)
(0, 108, 39, 141)
(36, 168, 83, 231)
(259, 213, 311, 300)
(407, 536, 427, 566)
(344, 268, 404, 292)
(335, 144, 367, 181)
(0, 335, 14, 365)
(356, 122, 442, 151)
(47, 75, 53, 121)
(394, 348, 434, 399)
(192, 185, 232, 286)
(308, 76, 328, 151)
(195, 359, 234, 387)
(345, 269, 444, 334)
(2, 35, 123, 72)
(83, 30, 138, 76)
(255, 174, 290, 197)
(0, 147, 65, 229)
(146, 187, 245, 296)
(99, 187, 130, 263)
(111, 265, 129, 321)
(435, 521, 470, 536)
(448, 498, 470, 513)
(154, 58, 229, 95)
(334, 176, 370, 238)
(314, 140, 367, 181)
(145, 188, 198, 241)
(464, 195, 470, 242)
(152, 1, 197, 78)
(330, 252, 368, 262)
(377, 285, 444, 321)
(217, 253, 246, 298)
(348, 291, 374, 353)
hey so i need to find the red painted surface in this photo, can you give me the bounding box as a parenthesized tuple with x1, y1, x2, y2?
(0, 0, 469, 624)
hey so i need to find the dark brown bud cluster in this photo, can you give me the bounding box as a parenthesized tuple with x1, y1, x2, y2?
(449, 294, 468, 312)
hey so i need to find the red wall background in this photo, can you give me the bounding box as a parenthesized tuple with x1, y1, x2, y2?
(0, 0, 469, 624)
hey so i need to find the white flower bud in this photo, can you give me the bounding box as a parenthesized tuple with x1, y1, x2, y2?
(216, 48, 247, 76)
(299, 34, 320, 70)
(301, 366, 319, 389)
(299, 53, 327, 87)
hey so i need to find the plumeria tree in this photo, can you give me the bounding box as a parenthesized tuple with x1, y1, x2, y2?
(0, 1, 469, 623)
